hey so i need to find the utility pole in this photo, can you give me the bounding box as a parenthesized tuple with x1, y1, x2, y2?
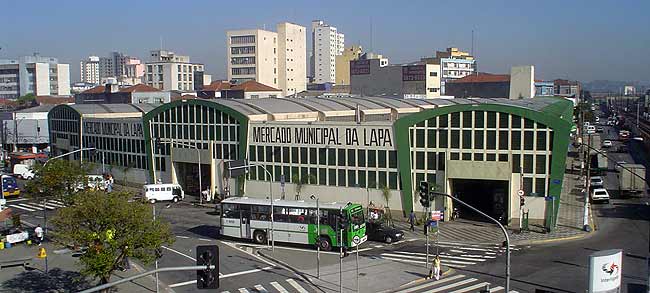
(583, 134, 592, 232)
(153, 204, 159, 293)
(338, 207, 343, 293)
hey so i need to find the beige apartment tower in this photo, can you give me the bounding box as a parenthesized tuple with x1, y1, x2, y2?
(335, 45, 363, 85)
(227, 22, 306, 96)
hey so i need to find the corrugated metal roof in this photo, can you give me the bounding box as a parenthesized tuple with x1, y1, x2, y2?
(69, 103, 159, 115)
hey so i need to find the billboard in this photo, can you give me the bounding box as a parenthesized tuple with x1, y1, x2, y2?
(402, 65, 426, 81)
(350, 60, 370, 75)
(589, 249, 622, 293)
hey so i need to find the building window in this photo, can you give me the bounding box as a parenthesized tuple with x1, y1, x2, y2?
(429, 72, 438, 77)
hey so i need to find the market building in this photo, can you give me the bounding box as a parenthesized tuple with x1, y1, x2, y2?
(49, 96, 573, 229)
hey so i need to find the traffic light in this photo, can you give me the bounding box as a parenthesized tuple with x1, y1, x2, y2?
(196, 245, 219, 289)
(519, 196, 525, 207)
(419, 181, 430, 207)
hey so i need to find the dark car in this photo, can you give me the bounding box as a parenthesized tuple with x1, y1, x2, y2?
(366, 222, 404, 243)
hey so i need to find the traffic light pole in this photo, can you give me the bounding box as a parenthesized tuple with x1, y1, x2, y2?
(425, 205, 429, 268)
(432, 192, 511, 293)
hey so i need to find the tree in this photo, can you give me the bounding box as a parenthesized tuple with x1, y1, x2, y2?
(24, 159, 89, 204)
(380, 184, 392, 226)
(16, 93, 36, 106)
(292, 173, 316, 200)
(51, 190, 174, 285)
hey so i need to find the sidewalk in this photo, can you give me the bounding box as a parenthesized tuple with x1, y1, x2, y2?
(391, 152, 590, 246)
(0, 240, 170, 292)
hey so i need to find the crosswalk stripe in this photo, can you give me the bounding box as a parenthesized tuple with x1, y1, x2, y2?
(394, 274, 466, 293)
(253, 285, 268, 293)
(9, 205, 36, 212)
(238, 288, 249, 293)
(489, 286, 504, 292)
(45, 201, 65, 208)
(286, 279, 309, 293)
(432, 243, 500, 252)
(381, 253, 476, 265)
(221, 291, 231, 293)
(387, 251, 488, 262)
(270, 282, 289, 293)
(448, 282, 490, 293)
(17, 204, 43, 211)
(34, 203, 56, 210)
(380, 256, 466, 268)
(422, 278, 478, 293)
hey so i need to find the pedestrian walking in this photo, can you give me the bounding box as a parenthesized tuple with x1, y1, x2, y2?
(433, 254, 441, 280)
(34, 224, 44, 246)
(408, 210, 416, 232)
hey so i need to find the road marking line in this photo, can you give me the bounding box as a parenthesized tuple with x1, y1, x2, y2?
(489, 286, 504, 292)
(286, 279, 309, 293)
(238, 288, 249, 293)
(161, 245, 196, 261)
(168, 280, 196, 288)
(169, 267, 274, 288)
(17, 203, 43, 211)
(45, 202, 65, 208)
(449, 282, 490, 293)
(394, 274, 466, 293)
(198, 238, 212, 241)
(388, 251, 488, 262)
(220, 241, 277, 267)
(381, 253, 477, 265)
(9, 205, 36, 212)
(6, 198, 29, 203)
(270, 282, 289, 293)
(253, 284, 268, 293)
(175, 235, 190, 239)
(422, 278, 478, 293)
(380, 256, 466, 268)
(222, 291, 231, 293)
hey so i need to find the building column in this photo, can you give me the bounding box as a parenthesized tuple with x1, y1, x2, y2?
(209, 140, 216, 198)
(170, 140, 177, 184)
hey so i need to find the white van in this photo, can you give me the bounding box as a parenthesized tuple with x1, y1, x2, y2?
(12, 164, 35, 180)
(143, 184, 184, 204)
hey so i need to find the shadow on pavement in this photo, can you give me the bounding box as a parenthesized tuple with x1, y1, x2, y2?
(187, 224, 220, 239)
(2, 268, 91, 292)
(627, 283, 648, 293)
(594, 202, 650, 221)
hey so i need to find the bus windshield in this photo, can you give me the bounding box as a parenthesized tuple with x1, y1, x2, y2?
(351, 209, 365, 225)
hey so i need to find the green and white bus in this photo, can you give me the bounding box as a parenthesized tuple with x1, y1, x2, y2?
(217, 197, 367, 250)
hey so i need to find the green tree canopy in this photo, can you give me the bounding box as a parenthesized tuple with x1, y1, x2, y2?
(51, 191, 174, 284)
(24, 159, 89, 204)
(16, 93, 36, 105)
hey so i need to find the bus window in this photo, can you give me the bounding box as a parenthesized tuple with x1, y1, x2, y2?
(288, 208, 307, 224)
(167, 187, 171, 191)
(319, 209, 331, 226)
(351, 209, 365, 225)
(223, 204, 240, 218)
(273, 206, 289, 222)
(240, 205, 251, 219)
(307, 208, 318, 224)
(252, 205, 270, 221)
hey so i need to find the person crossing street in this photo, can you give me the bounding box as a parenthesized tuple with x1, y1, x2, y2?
(408, 210, 416, 232)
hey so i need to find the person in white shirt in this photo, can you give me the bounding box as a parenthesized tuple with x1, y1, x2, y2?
(34, 225, 44, 246)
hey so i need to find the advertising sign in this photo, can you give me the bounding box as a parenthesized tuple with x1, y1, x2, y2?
(589, 249, 622, 293)
(350, 60, 370, 75)
(402, 65, 426, 81)
(431, 210, 443, 221)
(251, 123, 394, 149)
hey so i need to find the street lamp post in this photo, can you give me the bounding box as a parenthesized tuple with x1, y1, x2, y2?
(310, 194, 320, 278)
(431, 192, 511, 293)
(44, 148, 97, 166)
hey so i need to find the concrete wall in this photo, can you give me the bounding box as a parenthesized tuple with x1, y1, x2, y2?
(35, 63, 51, 96)
(351, 59, 403, 96)
(335, 46, 363, 85)
(56, 64, 71, 95)
(509, 65, 534, 99)
(446, 81, 510, 98)
(277, 22, 306, 96)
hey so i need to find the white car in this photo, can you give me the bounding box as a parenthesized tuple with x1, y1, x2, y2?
(589, 176, 604, 188)
(591, 188, 610, 203)
(602, 140, 613, 148)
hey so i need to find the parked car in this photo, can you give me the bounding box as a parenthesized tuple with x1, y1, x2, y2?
(590, 188, 610, 203)
(12, 164, 35, 180)
(602, 140, 613, 148)
(596, 126, 604, 133)
(589, 176, 604, 188)
(365, 222, 403, 243)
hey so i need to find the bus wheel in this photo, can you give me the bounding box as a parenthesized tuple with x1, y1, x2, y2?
(253, 231, 267, 244)
(384, 235, 393, 244)
(318, 236, 332, 251)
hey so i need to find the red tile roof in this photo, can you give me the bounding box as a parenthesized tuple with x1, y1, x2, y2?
(82, 85, 106, 94)
(203, 80, 232, 91)
(449, 73, 511, 84)
(36, 96, 74, 105)
(119, 84, 161, 93)
(172, 94, 197, 101)
(231, 80, 281, 92)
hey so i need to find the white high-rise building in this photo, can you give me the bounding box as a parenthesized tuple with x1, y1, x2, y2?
(144, 50, 206, 91)
(80, 56, 100, 84)
(226, 22, 306, 96)
(0, 54, 70, 99)
(311, 20, 344, 84)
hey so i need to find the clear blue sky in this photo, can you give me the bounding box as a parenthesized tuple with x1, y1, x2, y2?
(1, 0, 648, 83)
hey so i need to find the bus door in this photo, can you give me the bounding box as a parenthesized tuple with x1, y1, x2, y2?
(240, 205, 251, 239)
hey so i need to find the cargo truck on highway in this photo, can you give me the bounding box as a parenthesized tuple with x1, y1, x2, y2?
(618, 163, 646, 194)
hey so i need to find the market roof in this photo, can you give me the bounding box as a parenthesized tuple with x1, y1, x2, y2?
(15, 104, 57, 113)
(171, 96, 573, 123)
(61, 103, 160, 117)
(119, 84, 160, 93)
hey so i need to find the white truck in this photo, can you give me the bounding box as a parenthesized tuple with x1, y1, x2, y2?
(618, 163, 646, 194)
(12, 164, 35, 180)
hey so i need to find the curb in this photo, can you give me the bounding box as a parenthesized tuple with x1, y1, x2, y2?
(398, 267, 456, 288)
(257, 249, 323, 293)
(514, 232, 590, 246)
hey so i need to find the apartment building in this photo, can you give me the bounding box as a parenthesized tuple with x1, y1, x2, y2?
(0, 54, 71, 99)
(227, 22, 306, 96)
(311, 20, 344, 84)
(421, 47, 476, 95)
(144, 50, 207, 91)
(80, 56, 100, 84)
(335, 45, 363, 86)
